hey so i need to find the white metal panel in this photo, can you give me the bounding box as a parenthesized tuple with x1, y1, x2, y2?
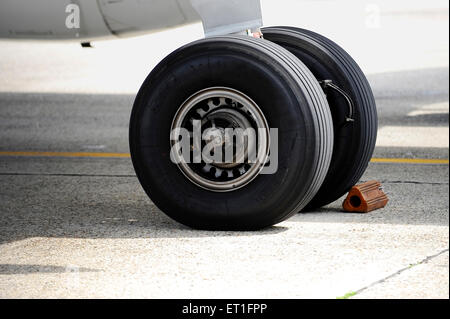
(97, 0, 200, 37)
(190, 0, 263, 36)
(0, 0, 112, 40)
(0, 0, 263, 40)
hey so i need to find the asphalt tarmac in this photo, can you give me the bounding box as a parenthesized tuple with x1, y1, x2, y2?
(0, 0, 448, 298)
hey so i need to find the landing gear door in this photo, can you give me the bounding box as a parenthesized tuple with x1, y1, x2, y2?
(190, 0, 263, 37)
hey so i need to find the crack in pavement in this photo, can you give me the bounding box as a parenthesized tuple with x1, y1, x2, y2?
(0, 172, 136, 178)
(347, 248, 450, 298)
(0, 173, 449, 186)
(381, 180, 449, 185)
(361, 179, 449, 185)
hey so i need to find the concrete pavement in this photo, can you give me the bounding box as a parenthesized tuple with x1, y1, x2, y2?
(0, 0, 448, 299)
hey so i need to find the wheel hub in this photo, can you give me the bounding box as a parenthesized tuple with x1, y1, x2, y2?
(170, 87, 270, 192)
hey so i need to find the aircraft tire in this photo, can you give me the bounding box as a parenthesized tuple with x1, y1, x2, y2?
(263, 26, 378, 210)
(129, 36, 333, 230)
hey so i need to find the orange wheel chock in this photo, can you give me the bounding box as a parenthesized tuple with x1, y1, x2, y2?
(342, 180, 388, 213)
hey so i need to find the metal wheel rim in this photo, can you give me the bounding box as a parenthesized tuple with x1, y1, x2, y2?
(170, 87, 270, 192)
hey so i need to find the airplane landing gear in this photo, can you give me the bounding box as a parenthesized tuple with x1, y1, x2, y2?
(129, 35, 333, 230)
(129, 27, 377, 230)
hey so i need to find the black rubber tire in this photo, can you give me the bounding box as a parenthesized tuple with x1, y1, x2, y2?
(129, 35, 333, 230)
(262, 26, 378, 210)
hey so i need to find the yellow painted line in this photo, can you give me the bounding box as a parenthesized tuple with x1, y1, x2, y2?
(371, 158, 449, 164)
(0, 151, 448, 164)
(0, 151, 130, 158)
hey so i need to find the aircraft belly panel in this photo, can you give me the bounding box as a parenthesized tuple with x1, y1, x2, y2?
(0, 0, 263, 40)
